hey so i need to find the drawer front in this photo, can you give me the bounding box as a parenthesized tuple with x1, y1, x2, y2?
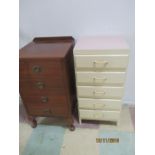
(74, 55, 128, 71)
(78, 98, 122, 110)
(28, 61, 62, 78)
(76, 72, 126, 86)
(77, 86, 124, 99)
(27, 106, 69, 117)
(20, 78, 64, 90)
(22, 95, 68, 107)
(79, 109, 120, 121)
(20, 79, 65, 95)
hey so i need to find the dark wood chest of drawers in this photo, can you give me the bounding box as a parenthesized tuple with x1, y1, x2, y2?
(19, 36, 76, 130)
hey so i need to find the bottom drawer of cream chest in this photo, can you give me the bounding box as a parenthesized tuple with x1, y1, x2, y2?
(79, 109, 120, 121)
(78, 98, 122, 111)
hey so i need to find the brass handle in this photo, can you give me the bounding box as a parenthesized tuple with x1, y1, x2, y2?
(93, 61, 108, 68)
(93, 104, 105, 109)
(93, 77, 107, 83)
(32, 65, 41, 73)
(36, 82, 45, 89)
(41, 96, 48, 103)
(93, 91, 106, 96)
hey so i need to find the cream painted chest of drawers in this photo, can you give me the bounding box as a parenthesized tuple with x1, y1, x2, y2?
(73, 36, 129, 125)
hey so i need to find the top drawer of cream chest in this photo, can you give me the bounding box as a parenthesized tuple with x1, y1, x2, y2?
(74, 55, 129, 71)
(74, 37, 129, 71)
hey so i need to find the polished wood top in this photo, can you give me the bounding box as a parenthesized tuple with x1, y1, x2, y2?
(20, 36, 74, 59)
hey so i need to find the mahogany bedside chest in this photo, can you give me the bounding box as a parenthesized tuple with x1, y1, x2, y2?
(19, 36, 76, 131)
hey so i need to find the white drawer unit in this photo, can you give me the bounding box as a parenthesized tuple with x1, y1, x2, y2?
(73, 36, 129, 125)
(78, 98, 122, 111)
(77, 86, 124, 99)
(78, 98, 122, 110)
(76, 72, 126, 86)
(74, 55, 128, 71)
(79, 110, 120, 121)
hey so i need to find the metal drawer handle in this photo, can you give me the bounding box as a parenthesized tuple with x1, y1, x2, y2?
(93, 104, 101, 109)
(93, 91, 106, 96)
(93, 77, 107, 83)
(32, 65, 42, 73)
(93, 61, 108, 67)
(93, 104, 105, 109)
(41, 96, 48, 103)
(36, 82, 45, 89)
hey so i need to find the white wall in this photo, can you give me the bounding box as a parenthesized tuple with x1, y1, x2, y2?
(20, 0, 135, 104)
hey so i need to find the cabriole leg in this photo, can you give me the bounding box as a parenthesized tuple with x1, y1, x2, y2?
(67, 118, 75, 131)
(28, 116, 37, 128)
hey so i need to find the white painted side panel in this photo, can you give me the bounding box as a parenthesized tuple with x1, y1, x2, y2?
(78, 98, 122, 111)
(77, 86, 124, 99)
(76, 72, 126, 86)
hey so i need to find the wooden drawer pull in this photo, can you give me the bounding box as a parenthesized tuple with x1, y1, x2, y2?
(41, 96, 48, 103)
(32, 65, 42, 73)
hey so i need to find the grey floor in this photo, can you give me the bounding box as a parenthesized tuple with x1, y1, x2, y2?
(19, 102, 135, 155)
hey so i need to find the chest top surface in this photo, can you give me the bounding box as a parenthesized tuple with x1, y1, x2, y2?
(20, 36, 74, 59)
(74, 36, 129, 51)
